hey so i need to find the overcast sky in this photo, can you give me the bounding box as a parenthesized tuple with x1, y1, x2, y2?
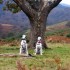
(60, 0, 70, 5)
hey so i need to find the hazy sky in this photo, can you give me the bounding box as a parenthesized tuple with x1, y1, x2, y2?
(61, 0, 70, 5)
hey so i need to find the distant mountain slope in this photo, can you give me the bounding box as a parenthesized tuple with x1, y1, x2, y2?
(0, 23, 26, 39)
(0, 4, 70, 26)
(0, 3, 30, 28)
(47, 4, 70, 25)
(46, 21, 70, 37)
(46, 21, 70, 30)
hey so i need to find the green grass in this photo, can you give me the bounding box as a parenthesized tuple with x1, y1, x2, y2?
(0, 45, 19, 54)
(0, 43, 70, 70)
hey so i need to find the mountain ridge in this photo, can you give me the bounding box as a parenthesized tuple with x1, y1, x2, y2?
(47, 4, 70, 25)
(0, 4, 70, 26)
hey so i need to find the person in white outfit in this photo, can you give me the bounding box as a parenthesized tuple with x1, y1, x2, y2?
(20, 35, 28, 55)
(35, 37, 43, 55)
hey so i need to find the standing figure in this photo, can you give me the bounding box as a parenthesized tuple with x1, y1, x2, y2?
(20, 35, 28, 55)
(35, 37, 43, 55)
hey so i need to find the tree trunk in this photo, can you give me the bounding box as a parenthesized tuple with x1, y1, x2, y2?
(13, 0, 62, 49)
(29, 13, 48, 49)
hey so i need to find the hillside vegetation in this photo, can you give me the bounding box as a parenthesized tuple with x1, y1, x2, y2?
(46, 21, 70, 43)
(0, 21, 70, 45)
(46, 21, 70, 37)
(0, 23, 27, 39)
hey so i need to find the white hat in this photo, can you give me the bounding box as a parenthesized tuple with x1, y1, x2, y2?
(38, 37, 41, 40)
(22, 35, 26, 39)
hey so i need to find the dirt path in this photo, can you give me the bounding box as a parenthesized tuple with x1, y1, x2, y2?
(0, 54, 31, 57)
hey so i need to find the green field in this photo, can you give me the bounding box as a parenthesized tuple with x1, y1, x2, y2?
(0, 43, 70, 70)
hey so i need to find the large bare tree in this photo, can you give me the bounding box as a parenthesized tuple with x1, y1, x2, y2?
(0, 0, 62, 48)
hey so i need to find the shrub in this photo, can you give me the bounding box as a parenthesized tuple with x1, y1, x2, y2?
(5, 37, 15, 42)
(0, 0, 3, 4)
(66, 33, 70, 38)
(45, 31, 55, 36)
(7, 32, 14, 37)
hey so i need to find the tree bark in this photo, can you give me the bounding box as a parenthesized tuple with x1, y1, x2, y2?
(29, 23, 47, 49)
(29, 12, 48, 49)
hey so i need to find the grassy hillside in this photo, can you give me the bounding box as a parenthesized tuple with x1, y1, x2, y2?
(0, 23, 27, 39)
(45, 21, 70, 43)
(0, 21, 70, 44)
(46, 21, 70, 37)
(0, 21, 70, 70)
(0, 43, 70, 70)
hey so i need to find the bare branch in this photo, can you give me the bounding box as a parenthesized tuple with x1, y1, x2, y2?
(41, 0, 62, 15)
(27, 0, 44, 11)
(13, 0, 36, 18)
(45, 0, 62, 13)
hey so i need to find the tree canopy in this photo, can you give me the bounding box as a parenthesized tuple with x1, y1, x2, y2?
(0, 0, 21, 13)
(0, 0, 62, 14)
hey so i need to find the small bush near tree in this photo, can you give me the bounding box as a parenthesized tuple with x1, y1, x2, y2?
(66, 33, 70, 38)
